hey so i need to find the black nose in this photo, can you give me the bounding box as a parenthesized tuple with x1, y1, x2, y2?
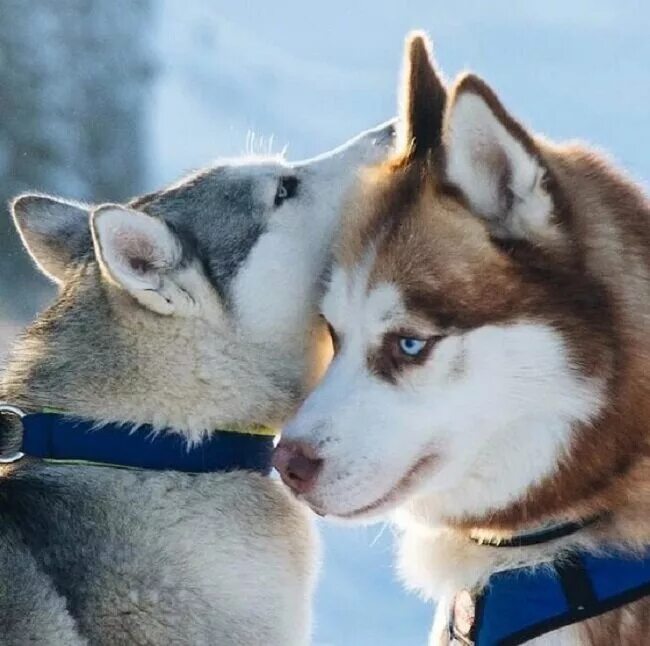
(272, 440, 323, 494)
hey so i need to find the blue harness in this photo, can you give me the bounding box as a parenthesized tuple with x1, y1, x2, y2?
(1, 409, 274, 475)
(451, 524, 650, 645)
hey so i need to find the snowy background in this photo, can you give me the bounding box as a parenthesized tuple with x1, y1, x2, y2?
(1, 2, 649, 644)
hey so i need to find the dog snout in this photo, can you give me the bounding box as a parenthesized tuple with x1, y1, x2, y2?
(273, 440, 323, 494)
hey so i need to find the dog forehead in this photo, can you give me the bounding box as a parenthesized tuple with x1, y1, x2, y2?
(370, 207, 499, 292)
(337, 164, 499, 287)
(330, 161, 526, 333)
(323, 260, 404, 335)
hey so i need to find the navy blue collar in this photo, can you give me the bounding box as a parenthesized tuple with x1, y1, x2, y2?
(9, 411, 274, 475)
(450, 547, 650, 645)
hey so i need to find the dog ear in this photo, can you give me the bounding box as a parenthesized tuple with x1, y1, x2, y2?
(443, 74, 555, 241)
(398, 31, 447, 158)
(11, 194, 92, 284)
(91, 205, 182, 316)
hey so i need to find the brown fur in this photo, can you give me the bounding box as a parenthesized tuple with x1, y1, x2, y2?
(338, 33, 650, 643)
(580, 596, 650, 645)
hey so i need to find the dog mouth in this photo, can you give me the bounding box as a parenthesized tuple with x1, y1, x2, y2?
(311, 452, 439, 520)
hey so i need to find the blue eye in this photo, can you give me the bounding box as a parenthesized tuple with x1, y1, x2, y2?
(398, 337, 427, 357)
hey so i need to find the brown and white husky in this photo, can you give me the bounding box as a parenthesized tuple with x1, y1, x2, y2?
(275, 33, 650, 644)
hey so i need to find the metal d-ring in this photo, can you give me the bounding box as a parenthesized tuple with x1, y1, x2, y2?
(0, 402, 26, 464)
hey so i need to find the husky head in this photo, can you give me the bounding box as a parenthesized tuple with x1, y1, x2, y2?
(276, 34, 618, 528)
(6, 122, 394, 440)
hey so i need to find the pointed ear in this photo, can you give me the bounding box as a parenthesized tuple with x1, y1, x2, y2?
(443, 75, 554, 241)
(398, 31, 447, 157)
(91, 205, 182, 315)
(11, 194, 92, 283)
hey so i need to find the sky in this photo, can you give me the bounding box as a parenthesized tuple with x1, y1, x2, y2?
(145, 3, 650, 645)
(1, 2, 649, 645)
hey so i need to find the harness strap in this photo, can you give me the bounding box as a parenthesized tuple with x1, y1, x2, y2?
(555, 553, 597, 615)
(451, 548, 650, 645)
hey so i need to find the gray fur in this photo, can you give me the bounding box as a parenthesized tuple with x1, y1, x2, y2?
(12, 195, 92, 283)
(135, 168, 268, 302)
(0, 464, 312, 646)
(0, 121, 394, 645)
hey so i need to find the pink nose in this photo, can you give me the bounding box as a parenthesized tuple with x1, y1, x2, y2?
(272, 440, 323, 494)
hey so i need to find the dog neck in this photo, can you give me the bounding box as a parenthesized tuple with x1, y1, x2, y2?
(1, 264, 304, 442)
(396, 477, 650, 606)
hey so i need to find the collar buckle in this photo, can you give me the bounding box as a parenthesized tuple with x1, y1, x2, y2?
(0, 403, 26, 464)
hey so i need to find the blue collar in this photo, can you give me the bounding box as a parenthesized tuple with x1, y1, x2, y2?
(450, 546, 650, 645)
(7, 411, 275, 475)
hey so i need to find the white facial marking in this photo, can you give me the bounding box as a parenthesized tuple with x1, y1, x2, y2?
(323, 254, 403, 344)
(283, 268, 604, 522)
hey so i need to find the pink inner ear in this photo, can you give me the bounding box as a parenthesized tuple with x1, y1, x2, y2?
(114, 229, 158, 274)
(128, 255, 153, 274)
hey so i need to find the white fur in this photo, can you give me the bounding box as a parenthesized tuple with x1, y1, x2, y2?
(232, 127, 394, 346)
(322, 256, 405, 346)
(283, 270, 604, 522)
(445, 92, 553, 240)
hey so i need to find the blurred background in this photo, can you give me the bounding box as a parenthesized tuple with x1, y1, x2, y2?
(0, 1, 648, 644)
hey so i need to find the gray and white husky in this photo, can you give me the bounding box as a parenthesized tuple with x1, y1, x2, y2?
(0, 122, 393, 646)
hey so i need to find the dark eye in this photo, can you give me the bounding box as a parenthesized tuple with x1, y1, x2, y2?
(274, 176, 299, 207)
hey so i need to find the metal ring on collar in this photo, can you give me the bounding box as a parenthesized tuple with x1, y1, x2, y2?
(0, 402, 26, 464)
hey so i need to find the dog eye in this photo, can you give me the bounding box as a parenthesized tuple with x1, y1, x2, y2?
(274, 176, 299, 207)
(398, 337, 427, 357)
(389, 333, 441, 364)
